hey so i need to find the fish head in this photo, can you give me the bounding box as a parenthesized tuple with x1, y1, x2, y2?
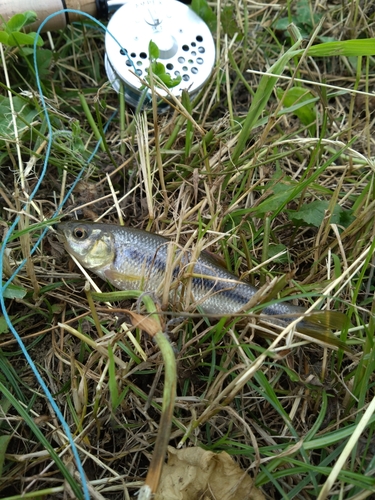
(56, 222, 115, 270)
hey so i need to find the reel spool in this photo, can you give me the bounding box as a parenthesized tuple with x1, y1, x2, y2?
(104, 0, 215, 110)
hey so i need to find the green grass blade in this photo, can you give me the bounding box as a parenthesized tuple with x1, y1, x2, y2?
(0, 383, 84, 500)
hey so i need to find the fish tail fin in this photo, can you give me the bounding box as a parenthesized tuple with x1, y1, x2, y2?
(298, 310, 351, 352)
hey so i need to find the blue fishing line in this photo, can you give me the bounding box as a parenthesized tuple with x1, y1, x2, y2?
(2, 110, 117, 290)
(0, 9, 126, 500)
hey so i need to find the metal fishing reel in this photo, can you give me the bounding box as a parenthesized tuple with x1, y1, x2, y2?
(104, 0, 215, 110)
(2, 0, 215, 110)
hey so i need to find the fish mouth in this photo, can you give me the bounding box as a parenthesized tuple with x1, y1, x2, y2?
(53, 222, 68, 242)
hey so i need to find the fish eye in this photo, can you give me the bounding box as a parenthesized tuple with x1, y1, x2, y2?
(73, 226, 88, 240)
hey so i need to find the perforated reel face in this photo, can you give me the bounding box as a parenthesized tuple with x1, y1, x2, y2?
(105, 0, 215, 107)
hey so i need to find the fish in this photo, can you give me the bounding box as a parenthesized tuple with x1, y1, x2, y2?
(56, 221, 350, 349)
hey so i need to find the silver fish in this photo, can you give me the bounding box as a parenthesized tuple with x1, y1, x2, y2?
(56, 221, 349, 342)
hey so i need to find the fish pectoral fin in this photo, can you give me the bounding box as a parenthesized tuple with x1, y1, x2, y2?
(104, 269, 141, 283)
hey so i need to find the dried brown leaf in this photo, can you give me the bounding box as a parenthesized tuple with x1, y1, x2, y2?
(127, 310, 161, 337)
(155, 446, 265, 500)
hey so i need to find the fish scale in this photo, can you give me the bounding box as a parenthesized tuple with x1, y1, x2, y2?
(56, 221, 350, 346)
(57, 221, 283, 315)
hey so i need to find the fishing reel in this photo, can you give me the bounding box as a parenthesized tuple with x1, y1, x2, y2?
(105, 0, 215, 110)
(2, 0, 216, 110)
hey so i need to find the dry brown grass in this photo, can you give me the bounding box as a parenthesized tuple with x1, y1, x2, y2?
(1, 1, 375, 499)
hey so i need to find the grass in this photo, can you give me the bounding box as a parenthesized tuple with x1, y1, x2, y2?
(0, 0, 375, 498)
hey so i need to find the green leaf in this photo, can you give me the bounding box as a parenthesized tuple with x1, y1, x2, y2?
(221, 6, 243, 40)
(27, 32, 44, 46)
(32, 48, 52, 78)
(254, 180, 296, 217)
(148, 60, 182, 88)
(0, 11, 37, 35)
(280, 365, 301, 383)
(23, 11, 38, 27)
(0, 95, 39, 139)
(295, 0, 320, 27)
(156, 72, 182, 88)
(0, 32, 9, 44)
(273, 17, 291, 32)
(152, 61, 166, 76)
(147, 40, 182, 88)
(0, 317, 10, 334)
(277, 86, 316, 134)
(8, 31, 43, 47)
(191, 0, 217, 32)
(338, 208, 355, 227)
(274, 0, 321, 36)
(267, 244, 290, 264)
(19, 47, 33, 56)
(0, 434, 12, 477)
(286, 201, 355, 227)
(287, 201, 328, 226)
(148, 40, 160, 60)
(6, 13, 27, 32)
(1, 282, 27, 300)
